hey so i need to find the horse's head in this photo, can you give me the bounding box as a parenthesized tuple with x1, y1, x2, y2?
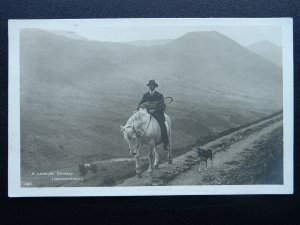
(120, 124, 140, 157)
(120, 109, 150, 157)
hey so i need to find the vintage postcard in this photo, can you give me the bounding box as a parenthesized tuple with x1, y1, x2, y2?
(8, 18, 293, 197)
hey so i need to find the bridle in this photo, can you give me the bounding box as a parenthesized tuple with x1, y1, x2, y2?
(135, 115, 152, 149)
(123, 113, 152, 152)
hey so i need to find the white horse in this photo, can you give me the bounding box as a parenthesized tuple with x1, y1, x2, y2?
(120, 107, 172, 176)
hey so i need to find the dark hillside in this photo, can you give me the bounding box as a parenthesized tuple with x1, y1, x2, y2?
(20, 29, 283, 173)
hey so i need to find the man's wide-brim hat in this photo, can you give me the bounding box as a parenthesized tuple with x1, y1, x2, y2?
(146, 80, 158, 87)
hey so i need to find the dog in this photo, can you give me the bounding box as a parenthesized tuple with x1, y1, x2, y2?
(193, 147, 213, 172)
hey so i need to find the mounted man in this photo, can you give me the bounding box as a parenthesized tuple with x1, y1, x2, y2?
(137, 80, 171, 151)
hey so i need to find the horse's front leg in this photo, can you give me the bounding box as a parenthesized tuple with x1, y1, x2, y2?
(198, 161, 202, 172)
(134, 150, 142, 177)
(154, 145, 160, 169)
(148, 141, 155, 173)
(148, 146, 154, 173)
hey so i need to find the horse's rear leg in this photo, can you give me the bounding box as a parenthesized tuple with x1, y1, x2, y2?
(167, 130, 172, 164)
(167, 148, 173, 164)
(154, 145, 159, 169)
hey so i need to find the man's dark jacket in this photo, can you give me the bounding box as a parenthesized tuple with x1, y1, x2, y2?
(138, 90, 169, 145)
(138, 91, 166, 120)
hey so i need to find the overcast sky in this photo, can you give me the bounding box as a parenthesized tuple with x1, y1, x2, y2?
(20, 18, 284, 46)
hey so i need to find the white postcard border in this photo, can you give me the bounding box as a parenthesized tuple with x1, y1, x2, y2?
(8, 18, 294, 197)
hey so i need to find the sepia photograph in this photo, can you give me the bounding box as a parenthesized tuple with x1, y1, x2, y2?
(8, 18, 293, 196)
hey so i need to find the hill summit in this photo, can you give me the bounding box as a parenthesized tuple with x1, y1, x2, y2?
(20, 29, 283, 172)
(248, 40, 282, 67)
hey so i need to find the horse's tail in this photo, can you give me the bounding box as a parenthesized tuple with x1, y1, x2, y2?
(165, 113, 171, 141)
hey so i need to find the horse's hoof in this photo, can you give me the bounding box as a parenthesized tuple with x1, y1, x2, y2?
(168, 159, 173, 165)
(136, 172, 142, 178)
(136, 167, 142, 177)
(154, 164, 159, 169)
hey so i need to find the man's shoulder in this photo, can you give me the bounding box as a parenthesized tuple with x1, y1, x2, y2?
(155, 91, 163, 97)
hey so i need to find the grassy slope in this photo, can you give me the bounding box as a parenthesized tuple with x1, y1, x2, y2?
(20, 29, 283, 174)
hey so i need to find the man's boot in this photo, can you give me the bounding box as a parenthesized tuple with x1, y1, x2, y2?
(153, 112, 170, 151)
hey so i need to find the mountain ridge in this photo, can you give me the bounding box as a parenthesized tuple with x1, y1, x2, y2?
(20, 28, 283, 173)
(248, 40, 282, 67)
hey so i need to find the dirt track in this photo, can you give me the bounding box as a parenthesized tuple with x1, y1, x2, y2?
(117, 114, 283, 186)
(22, 113, 283, 187)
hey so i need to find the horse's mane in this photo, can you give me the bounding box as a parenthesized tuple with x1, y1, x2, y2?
(125, 108, 149, 127)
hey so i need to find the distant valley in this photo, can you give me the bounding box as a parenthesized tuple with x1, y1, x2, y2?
(20, 29, 283, 174)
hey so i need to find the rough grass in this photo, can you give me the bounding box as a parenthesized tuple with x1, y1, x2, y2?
(20, 29, 283, 181)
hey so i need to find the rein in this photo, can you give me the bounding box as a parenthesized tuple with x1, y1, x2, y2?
(139, 115, 152, 139)
(136, 115, 152, 148)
